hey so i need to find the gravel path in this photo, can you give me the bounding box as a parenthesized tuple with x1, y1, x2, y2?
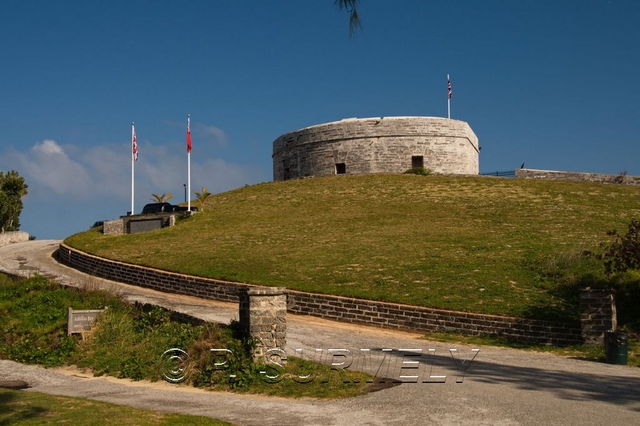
(1, 240, 639, 425)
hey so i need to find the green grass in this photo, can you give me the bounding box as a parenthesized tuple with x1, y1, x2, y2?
(76, 308, 373, 398)
(0, 389, 230, 425)
(0, 274, 374, 398)
(0, 273, 124, 367)
(65, 174, 640, 323)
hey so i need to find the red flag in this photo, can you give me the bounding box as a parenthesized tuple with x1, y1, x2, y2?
(132, 124, 138, 161)
(447, 76, 452, 99)
(186, 115, 192, 153)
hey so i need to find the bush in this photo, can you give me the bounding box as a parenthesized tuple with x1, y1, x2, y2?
(578, 219, 640, 332)
(602, 219, 640, 276)
(404, 167, 432, 176)
(189, 323, 258, 389)
(76, 305, 204, 381)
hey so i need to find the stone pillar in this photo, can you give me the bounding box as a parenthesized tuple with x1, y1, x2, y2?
(239, 287, 287, 360)
(580, 288, 617, 344)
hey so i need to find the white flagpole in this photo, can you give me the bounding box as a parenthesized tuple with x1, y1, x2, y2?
(187, 114, 191, 212)
(131, 122, 135, 215)
(447, 74, 451, 119)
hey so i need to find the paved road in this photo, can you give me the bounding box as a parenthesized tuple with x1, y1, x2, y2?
(1, 240, 639, 425)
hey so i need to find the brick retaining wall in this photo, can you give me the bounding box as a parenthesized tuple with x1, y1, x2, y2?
(55, 243, 582, 345)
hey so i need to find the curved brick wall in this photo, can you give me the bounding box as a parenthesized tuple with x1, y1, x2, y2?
(55, 244, 581, 345)
(272, 116, 479, 181)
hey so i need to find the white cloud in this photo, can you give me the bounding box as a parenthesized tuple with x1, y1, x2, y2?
(0, 139, 267, 207)
(163, 119, 229, 147)
(10, 140, 94, 197)
(33, 139, 64, 155)
(194, 123, 228, 146)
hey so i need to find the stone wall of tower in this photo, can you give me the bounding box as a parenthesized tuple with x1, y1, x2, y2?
(272, 116, 479, 181)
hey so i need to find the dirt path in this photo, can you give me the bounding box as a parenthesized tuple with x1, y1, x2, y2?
(1, 240, 639, 425)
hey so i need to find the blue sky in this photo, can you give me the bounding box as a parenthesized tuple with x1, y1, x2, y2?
(1, 0, 639, 239)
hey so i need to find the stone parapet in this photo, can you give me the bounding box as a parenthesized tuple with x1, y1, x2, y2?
(516, 168, 640, 186)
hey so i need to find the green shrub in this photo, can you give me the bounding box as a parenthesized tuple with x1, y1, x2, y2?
(602, 218, 640, 276)
(189, 323, 257, 389)
(404, 167, 432, 176)
(611, 271, 640, 331)
(76, 307, 203, 381)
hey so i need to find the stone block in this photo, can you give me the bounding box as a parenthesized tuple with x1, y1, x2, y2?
(103, 219, 124, 235)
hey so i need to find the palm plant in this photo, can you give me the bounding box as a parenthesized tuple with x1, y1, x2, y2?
(336, 0, 361, 37)
(194, 187, 212, 212)
(150, 193, 173, 203)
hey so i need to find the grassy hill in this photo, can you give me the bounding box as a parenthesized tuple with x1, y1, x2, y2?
(65, 174, 640, 323)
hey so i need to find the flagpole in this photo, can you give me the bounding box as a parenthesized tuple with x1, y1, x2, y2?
(131, 122, 135, 215)
(447, 74, 451, 119)
(187, 114, 191, 212)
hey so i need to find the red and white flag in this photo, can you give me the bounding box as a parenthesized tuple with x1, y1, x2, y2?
(186, 115, 192, 153)
(132, 124, 138, 161)
(447, 75, 453, 99)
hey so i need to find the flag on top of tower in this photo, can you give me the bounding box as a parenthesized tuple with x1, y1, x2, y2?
(132, 123, 138, 161)
(186, 115, 192, 153)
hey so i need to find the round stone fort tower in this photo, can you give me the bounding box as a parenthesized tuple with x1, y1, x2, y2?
(272, 116, 479, 181)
